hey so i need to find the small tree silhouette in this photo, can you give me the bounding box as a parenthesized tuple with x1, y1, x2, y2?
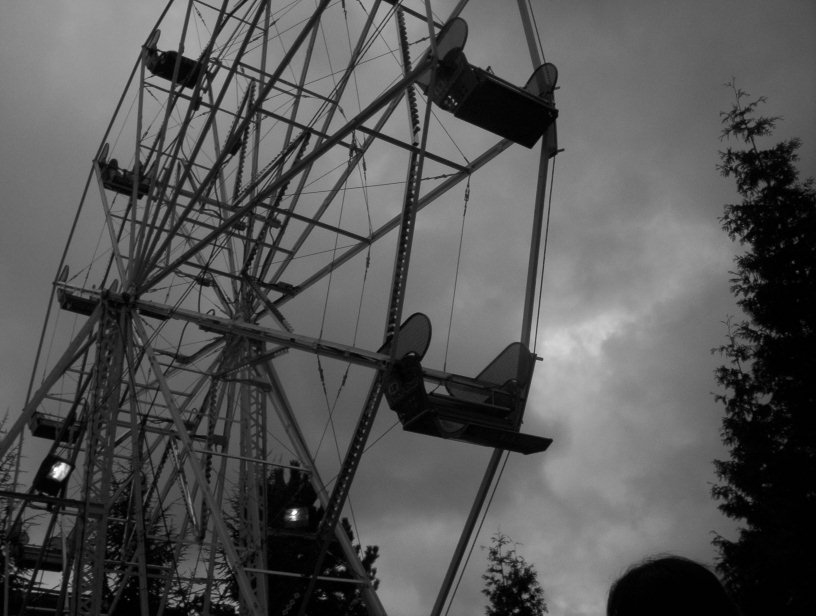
(221, 462, 379, 615)
(1, 416, 27, 615)
(482, 532, 546, 616)
(103, 476, 186, 615)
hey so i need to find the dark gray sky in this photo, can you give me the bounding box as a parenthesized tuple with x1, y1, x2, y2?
(1, 2, 815, 615)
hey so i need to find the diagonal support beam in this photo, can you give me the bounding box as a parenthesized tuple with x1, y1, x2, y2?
(257, 360, 387, 616)
(0, 305, 100, 461)
(139, 60, 431, 295)
(130, 311, 266, 616)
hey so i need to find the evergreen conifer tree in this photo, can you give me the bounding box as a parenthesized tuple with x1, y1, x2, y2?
(482, 532, 546, 616)
(713, 84, 816, 616)
(104, 477, 186, 615)
(222, 463, 379, 615)
(0, 417, 27, 615)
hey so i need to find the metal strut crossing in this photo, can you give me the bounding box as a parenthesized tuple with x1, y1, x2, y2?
(74, 303, 125, 616)
(320, 4, 424, 538)
(295, 7, 428, 615)
(0, 2, 562, 616)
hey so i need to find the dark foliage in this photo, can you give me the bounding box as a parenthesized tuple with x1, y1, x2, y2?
(713, 84, 816, 616)
(104, 478, 186, 615)
(0, 545, 25, 615)
(222, 463, 379, 616)
(1, 419, 27, 614)
(482, 532, 546, 616)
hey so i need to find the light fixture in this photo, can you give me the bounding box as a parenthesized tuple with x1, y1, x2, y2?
(282, 506, 310, 529)
(33, 454, 74, 497)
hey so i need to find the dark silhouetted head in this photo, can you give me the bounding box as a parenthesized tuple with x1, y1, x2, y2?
(607, 555, 741, 616)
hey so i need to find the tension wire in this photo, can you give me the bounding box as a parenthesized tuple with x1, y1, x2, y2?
(442, 176, 470, 374)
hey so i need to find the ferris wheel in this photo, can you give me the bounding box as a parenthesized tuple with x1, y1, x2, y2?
(1, 1, 558, 615)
